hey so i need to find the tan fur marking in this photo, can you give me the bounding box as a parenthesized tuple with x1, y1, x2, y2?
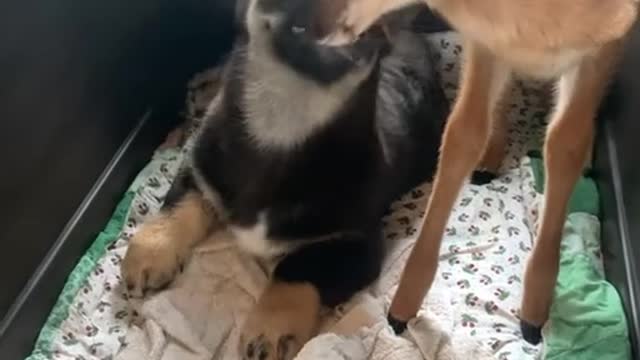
(122, 192, 219, 297)
(240, 282, 321, 360)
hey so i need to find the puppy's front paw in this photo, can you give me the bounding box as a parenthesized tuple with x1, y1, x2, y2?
(241, 333, 299, 360)
(239, 282, 321, 360)
(122, 221, 189, 297)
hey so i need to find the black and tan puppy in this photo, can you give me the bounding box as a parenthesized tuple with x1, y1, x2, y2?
(122, 1, 448, 358)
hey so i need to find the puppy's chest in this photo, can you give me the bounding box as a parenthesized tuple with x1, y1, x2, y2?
(192, 119, 377, 257)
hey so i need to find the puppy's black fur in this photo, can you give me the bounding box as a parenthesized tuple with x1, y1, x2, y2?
(163, 1, 448, 307)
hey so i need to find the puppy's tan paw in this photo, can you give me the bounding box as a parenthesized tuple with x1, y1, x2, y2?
(239, 282, 321, 360)
(241, 333, 299, 360)
(122, 221, 189, 297)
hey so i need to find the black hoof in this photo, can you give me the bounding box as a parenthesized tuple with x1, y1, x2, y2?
(471, 170, 497, 185)
(520, 319, 543, 345)
(387, 313, 408, 335)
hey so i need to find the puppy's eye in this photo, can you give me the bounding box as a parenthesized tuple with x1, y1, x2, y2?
(263, 21, 271, 30)
(291, 25, 306, 34)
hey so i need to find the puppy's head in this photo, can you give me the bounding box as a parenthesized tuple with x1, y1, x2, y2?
(243, 0, 389, 84)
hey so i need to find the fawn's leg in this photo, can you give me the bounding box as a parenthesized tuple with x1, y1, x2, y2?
(520, 44, 621, 344)
(471, 79, 513, 185)
(388, 41, 513, 329)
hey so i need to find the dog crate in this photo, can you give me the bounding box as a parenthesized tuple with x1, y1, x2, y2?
(0, 1, 638, 359)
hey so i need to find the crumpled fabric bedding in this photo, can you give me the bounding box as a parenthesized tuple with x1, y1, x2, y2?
(114, 226, 492, 360)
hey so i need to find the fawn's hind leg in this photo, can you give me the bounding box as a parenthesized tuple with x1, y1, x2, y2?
(472, 79, 513, 185)
(520, 44, 621, 344)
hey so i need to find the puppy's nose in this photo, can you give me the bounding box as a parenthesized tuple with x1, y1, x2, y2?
(360, 23, 387, 41)
(318, 31, 357, 47)
(312, 0, 353, 42)
(318, 19, 387, 48)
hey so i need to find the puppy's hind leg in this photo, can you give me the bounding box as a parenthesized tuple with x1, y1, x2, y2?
(122, 171, 220, 297)
(520, 44, 620, 344)
(239, 282, 321, 360)
(240, 232, 385, 360)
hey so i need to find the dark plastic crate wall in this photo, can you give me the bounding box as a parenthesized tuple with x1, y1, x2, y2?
(0, 0, 236, 357)
(596, 21, 640, 359)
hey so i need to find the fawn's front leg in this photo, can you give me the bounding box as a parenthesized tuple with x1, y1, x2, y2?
(388, 41, 512, 331)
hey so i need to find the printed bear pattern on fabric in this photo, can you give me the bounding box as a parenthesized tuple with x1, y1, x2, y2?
(41, 33, 549, 360)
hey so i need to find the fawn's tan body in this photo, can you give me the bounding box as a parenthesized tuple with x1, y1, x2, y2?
(324, 0, 637, 342)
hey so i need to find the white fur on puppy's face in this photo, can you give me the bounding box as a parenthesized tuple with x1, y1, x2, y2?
(240, 0, 378, 149)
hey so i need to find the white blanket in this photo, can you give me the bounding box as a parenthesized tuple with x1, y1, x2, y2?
(115, 224, 493, 360)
